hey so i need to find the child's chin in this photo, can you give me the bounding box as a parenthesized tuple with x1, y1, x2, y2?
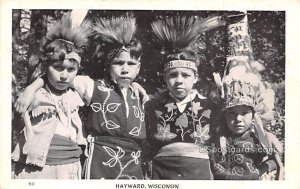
(117, 81, 131, 88)
(234, 129, 246, 135)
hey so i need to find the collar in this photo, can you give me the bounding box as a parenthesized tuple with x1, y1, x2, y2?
(169, 89, 206, 113)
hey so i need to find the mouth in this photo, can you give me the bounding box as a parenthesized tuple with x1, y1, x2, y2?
(119, 77, 131, 80)
(235, 125, 245, 129)
(175, 88, 185, 91)
(57, 82, 69, 86)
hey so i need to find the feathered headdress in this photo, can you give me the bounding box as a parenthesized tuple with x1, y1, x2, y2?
(43, 10, 91, 64)
(92, 12, 138, 61)
(29, 10, 91, 82)
(151, 15, 225, 72)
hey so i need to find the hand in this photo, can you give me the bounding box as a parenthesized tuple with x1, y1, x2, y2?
(14, 89, 35, 114)
(266, 132, 283, 154)
(14, 77, 45, 113)
(131, 82, 149, 108)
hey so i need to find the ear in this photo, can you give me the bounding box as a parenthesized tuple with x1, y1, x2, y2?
(163, 71, 168, 83)
(193, 73, 199, 84)
(135, 62, 141, 75)
(137, 63, 141, 73)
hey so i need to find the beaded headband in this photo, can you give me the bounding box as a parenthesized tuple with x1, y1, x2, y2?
(164, 60, 197, 72)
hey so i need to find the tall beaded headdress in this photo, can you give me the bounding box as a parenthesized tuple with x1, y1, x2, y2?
(213, 12, 276, 155)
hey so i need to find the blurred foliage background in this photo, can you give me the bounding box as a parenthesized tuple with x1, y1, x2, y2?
(12, 10, 285, 155)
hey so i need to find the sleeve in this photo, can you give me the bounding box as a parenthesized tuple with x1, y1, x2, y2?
(208, 100, 222, 143)
(258, 159, 277, 175)
(73, 75, 94, 105)
(142, 99, 163, 161)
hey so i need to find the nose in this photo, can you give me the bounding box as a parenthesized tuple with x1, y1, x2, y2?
(176, 75, 183, 83)
(60, 70, 68, 81)
(121, 64, 129, 75)
(236, 114, 243, 121)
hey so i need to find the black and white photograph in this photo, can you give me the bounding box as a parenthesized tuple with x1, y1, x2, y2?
(1, 0, 300, 189)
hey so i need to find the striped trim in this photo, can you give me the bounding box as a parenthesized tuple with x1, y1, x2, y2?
(84, 135, 95, 179)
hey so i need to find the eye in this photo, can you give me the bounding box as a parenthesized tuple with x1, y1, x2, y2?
(52, 65, 64, 71)
(67, 67, 76, 72)
(241, 109, 252, 116)
(112, 61, 124, 66)
(168, 73, 178, 78)
(128, 61, 139, 66)
(225, 111, 236, 118)
(182, 73, 192, 78)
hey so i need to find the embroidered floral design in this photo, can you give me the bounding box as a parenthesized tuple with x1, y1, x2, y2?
(154, 124, 177, 141)
(246, 160, 259, 174)
(103, 146, 125, 167)
(242, 141, 254, 149)
(175, 113, 192, 140)
(190, 101, 203, 115)
(233, 154, 244, 164)
(102, 145, 141, 179)
(232, 166, 245, 175)
(165, 103, 177, 112)
(90, 84, 121, 129)
(107, 103, 121, 112)
(201, 109, 211, 119)
(129, 95, 144, 136)
(175, 113, 188, 128)
(214, 163, 225, 174)
(190, 124, 210, 144)
(155, 110, 163, 118)
(131, 151, 140, 164)
(154, 102, 177, 141)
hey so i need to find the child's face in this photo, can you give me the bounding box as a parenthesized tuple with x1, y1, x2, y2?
(164, 67, 198, 100)
(47, 59, 79, 91)
(110, 51, 140, 88)
(224, 105, 254, 135)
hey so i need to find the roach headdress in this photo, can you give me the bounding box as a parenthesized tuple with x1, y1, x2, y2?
(43, 10, 91, 64)
(30, 10, 91, 82)
(92, 13, 140, 62)
(151, 15, 225, 72)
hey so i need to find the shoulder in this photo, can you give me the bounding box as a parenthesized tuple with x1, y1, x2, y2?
(194, 92, 220, 110)
(66, 88, 85, 108)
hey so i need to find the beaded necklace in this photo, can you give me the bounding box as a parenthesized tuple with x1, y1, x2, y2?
(46, 84, 71, 128)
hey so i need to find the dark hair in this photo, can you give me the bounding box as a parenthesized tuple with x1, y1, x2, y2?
(220, 105, 255, 135)
(43, 39, 83, 64)
(125, 38, 143, 60)
(29, 40, 82, 83)
(102, 37, 142, 76)
(104, 37, 142, 63)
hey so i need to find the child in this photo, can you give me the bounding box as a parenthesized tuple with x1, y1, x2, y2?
(143, 16, 223, 180)
(15, 13, 147, 180)
(11, 12, 91, 179)
(210, 65, 283, 180)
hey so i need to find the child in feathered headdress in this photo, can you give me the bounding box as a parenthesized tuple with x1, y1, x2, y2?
(143, 15, 225, 179)
(12, 11, 91, 179)
(210, 63, 284, 180)
(15, 12, 147, 180)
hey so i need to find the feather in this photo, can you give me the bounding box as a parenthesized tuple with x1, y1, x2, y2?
(195, 15, 226, 33)
(213, 72, 223, 87)
(45, 11, 91, 48)
(93, 13, 136, 46)
(70, 9, 88, 29)
(151, 16, 198, 51)
(151, 15, 225, 51)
